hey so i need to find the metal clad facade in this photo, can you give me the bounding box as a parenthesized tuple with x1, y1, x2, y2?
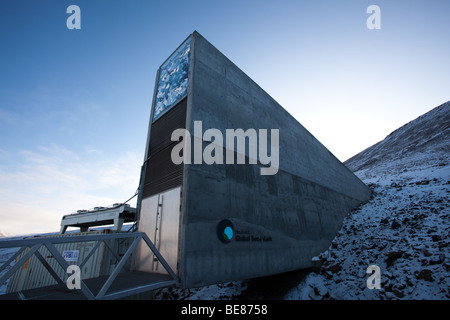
(134, 186, 182, 276)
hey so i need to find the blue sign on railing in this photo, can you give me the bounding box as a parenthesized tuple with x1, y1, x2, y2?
(62, 250, 79, 262)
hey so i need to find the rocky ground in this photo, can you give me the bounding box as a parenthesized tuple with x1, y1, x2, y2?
(286, 162, 449, 300)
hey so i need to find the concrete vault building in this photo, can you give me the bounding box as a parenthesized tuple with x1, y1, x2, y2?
(134, 31, 371, 289)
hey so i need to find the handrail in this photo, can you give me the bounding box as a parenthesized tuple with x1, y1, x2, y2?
(0, 232, 178, 300)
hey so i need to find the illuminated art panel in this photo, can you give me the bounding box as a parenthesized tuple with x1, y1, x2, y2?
(152, 36, 191, 122)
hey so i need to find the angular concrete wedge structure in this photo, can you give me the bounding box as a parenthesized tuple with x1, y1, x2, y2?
(134, 31, 371, 289)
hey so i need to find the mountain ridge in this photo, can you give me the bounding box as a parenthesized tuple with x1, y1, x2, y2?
(345, 101, 450, 173)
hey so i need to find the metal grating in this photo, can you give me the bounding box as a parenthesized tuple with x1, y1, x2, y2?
(142, 98, 187, 199)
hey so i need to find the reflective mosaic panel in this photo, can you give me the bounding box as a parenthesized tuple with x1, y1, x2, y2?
(153, 36, 192, 122)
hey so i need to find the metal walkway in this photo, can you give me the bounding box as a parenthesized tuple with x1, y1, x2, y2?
(0, 232, 178, 300)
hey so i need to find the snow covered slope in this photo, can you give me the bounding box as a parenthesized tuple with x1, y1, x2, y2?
(285, 101, 450, 300)
(345, 101, 449, 174)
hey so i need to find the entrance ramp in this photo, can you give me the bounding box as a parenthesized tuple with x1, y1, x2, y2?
(0, 232, 178, 300)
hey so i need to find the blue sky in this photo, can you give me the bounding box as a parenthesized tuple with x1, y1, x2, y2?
(0, 0, 449, 235)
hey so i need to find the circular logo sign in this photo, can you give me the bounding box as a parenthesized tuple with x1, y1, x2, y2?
(217, 219, 234, 243)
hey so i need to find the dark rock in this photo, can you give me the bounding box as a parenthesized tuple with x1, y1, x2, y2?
(384, 283, 393, 292)
(312, 283, 328, 298)
(423, 249, 432, 257)
(439, 241, 449, 249)
(391, 220, 401, 229)
(431, 234, 441, 242)
(444, 262, 450, 272)
(417, 269, 433, 282)
(386, 251, 404, 266)
(429, 254, 445, 265)
(393, 287, 405, 298)
(327, 264, 342, 274)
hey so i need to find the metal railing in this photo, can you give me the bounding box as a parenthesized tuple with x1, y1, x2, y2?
(0, 232, 178, 300)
